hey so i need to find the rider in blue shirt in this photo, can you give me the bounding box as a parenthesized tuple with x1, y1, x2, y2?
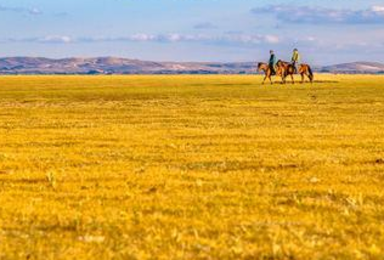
(269, 50, 277, 75)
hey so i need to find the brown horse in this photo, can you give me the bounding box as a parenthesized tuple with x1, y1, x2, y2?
(299, 64, 314, 83)
(277, 60, 295, 84)
(257, 62, 285, 85)
(276, 60, 314, 84)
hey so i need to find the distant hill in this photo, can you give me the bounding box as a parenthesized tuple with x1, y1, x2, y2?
(0, 57, 383, 74)
(321, 62, 384, 74)
(0, 57, 255, 75)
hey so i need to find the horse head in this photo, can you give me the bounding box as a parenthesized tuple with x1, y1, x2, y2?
(276, 60, 285, 67)
(257, 62, 267, 72)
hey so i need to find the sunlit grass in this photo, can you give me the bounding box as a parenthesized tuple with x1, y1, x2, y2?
(0, 75, 383, 259)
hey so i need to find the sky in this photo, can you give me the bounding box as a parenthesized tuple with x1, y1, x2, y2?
(0, 0, 384, 65)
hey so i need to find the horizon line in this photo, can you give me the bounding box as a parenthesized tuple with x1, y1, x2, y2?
(1, 56, 383, 67)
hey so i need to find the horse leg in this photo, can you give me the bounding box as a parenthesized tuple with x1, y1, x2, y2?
(262, 75, 267, 85)
(301, 73, 304, 84)
(309, 73, 314, 84)
(306, 72, 311, 83)
(280, 72, 286, 84)
(291, 74, 294, 84)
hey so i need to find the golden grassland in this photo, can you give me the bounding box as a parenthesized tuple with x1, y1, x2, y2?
(0, 75, 383, 259)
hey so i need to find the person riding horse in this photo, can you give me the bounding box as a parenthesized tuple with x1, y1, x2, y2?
(258, 49, 313, 84)
(269, 50, 278, 75)
(259, 49, 314, 84)
(291, 48, 300, 74)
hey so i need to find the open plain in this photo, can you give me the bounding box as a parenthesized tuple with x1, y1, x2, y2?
(0, 75, 383, 259)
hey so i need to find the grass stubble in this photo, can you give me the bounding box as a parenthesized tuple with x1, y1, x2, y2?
(0, 75, 383, 259)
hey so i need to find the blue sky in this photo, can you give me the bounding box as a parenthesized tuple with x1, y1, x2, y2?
(0, 0, 383, 64)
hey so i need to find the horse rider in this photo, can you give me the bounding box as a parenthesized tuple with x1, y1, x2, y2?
(291, 48, 300, 74)
(269, 50, 277, 75)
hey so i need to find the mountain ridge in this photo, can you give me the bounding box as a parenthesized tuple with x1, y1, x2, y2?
(0, 57, 383, 75)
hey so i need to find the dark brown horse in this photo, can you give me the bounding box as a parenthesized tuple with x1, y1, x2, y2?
(257, 62, 285, 85)
(277, 60, 295, 84)
(276, 60, 314, 84)
(299, 64, 314, 83)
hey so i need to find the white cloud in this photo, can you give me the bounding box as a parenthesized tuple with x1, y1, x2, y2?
(74, 33, 280, 46)
(39, 35, 72, 44)
(264, 35, 280, 44)
(252, 5, 384, 24)
(372, 6, 384, 13)
(1, 33, 280, 47)
(129, 34, 156, 41)
(0, 4, 42, 15)
(29, 7, 42, 15)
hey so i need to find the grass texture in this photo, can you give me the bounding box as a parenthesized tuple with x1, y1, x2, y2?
(0, 75, 383, 259)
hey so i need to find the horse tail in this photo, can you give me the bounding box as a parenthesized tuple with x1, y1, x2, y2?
(307, 65, 314, 82)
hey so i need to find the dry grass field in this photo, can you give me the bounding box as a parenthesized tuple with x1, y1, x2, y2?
(0, 75, 383, 259)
